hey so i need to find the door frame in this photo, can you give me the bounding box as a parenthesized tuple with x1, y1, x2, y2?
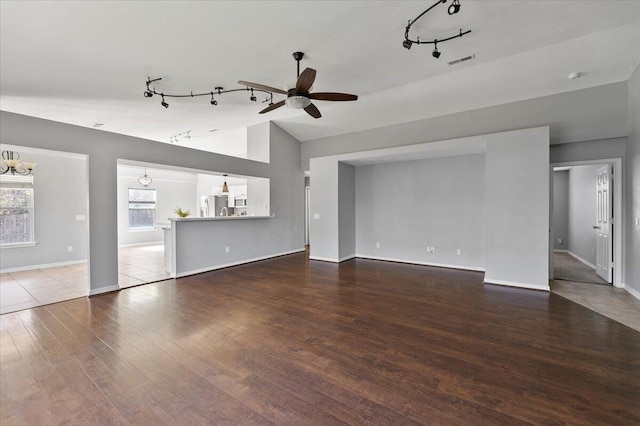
(549, 158, 623, 287)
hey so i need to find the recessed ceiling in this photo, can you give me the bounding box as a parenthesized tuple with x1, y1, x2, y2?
(1, 1, 639, 151)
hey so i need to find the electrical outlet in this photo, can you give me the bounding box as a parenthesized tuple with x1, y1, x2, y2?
(636, 217, 640, 227)
(557, 238, 563, 244)
(431, 247, 435, 253)
(376, 242, 380, 249)
(67, 246, 73, 253)
(313, 213, 320, 220)
(225, 246, 230, 253)
(456, 249, 461, 255)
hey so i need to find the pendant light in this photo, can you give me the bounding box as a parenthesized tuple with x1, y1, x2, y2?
(221, 174, 229, 194)
(138, 168, 152, 186)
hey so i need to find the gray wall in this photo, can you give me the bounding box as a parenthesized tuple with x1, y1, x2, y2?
(626, 64, 640, 294)
(568, 165, 599, 265)
(484, 127, 550, 290)
(355, 154, 485, 269)
(550, 137, 626, 164)
(172, 122, 304, 275)
(553, 170, 569, 251)
(301, 83, 628, 171)
(0, 148, 88, 270)
(0, 111, 301, 294)
(338, 162, 356, 260)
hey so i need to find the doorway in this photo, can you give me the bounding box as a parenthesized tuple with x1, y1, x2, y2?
(550, 158, 622, 287)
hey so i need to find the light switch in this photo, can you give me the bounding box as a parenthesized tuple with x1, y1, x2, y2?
(636, 217, 640, 227)
(313, 213, 320, 220)
(75, 215, 85, 221)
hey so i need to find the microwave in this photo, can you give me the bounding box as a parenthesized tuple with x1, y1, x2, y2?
(235, 198, 247, 207)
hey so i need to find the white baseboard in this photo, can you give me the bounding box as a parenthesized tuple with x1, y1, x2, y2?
(567, 251, 596, 270)
(484, 278, 550, 292)
(118, 241, 163, 248)
(175, 248, 306, 278)
(623, 284, 640, 300)
(338, 254, 356, 262)
(89, 284, 120, 296)
(355, 254, 485, 272)
(553, 249, 569, 253)
(1, 259, 87, 274)
(309, 256, 340, 263)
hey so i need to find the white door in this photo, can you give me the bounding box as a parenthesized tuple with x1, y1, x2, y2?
(595, 165, 612, 282)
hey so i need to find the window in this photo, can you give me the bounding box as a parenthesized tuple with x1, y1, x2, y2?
(0, 186, 35, 245)
(128, 188, 156, 230)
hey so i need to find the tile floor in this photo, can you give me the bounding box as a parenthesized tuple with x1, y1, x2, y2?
(551, 280, 640, 332)
(1, 243, 171, 314)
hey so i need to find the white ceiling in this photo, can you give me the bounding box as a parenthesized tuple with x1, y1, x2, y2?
(2, 1, 640, 152)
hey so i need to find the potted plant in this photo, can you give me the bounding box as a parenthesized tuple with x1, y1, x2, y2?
(174, 207, 191, 218)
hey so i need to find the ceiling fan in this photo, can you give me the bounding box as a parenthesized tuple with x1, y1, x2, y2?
(238, 52, 358, 119)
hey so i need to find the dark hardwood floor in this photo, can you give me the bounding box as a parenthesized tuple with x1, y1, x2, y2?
(2, 252, 639, 425)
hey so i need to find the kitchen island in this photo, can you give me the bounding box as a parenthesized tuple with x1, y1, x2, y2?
(164, 215, 304, 278)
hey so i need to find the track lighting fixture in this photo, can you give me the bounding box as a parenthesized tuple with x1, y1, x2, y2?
(448, 0, 461, 15)
(432, 42, 441, 58)
(403, 0, 471, 58)
(144, 77, 273, 109)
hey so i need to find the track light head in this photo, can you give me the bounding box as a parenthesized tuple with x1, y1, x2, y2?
(144, 90, 153, 98)
(432, 45, 441, 58)
(448, 0, 461, 15)
(402, 39, 413, 50)
(250, 88, 257, 101)
(161, 95, 169, 108)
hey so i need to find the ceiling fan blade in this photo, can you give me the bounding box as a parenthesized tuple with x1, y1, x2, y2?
(304, 102, 321, 119)
(309, 92, 358, 102)
(296, 68, 316, 92)
(259, 100, 286, 114)
(238, 81, 287, 95)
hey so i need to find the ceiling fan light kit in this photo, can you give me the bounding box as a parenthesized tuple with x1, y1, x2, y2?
(142, 52, 357, 120)
(403, 0, 471, 58)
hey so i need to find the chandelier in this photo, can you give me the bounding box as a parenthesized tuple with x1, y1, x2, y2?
(0, 151, 36, 175)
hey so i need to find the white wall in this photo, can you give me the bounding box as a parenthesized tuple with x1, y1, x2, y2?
(553, 170, 569, 250)
(484, 127, 550, 290)
(355, 154, 485, 270)
(117, 166, 197, 245)
(626, 63, 640, 295)
(567, 165, 599, 265)
(0, 146, 88, 270)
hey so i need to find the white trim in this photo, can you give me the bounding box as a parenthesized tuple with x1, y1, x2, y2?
(309, 256, 340, 263)
(1, 242, 38, 249)
(0, 259, 86, 274)
(355, 254, 485, 272)
(623, 284, 640, 300)
(339, 254, 356, 262)
(89, 284, 120, 296)
(118, 241, 163, 248)
(567, 251, 596, 270)
(175, 249, 306, 278)
(553, 249, 569, 253)
(484, 278, 550, 292)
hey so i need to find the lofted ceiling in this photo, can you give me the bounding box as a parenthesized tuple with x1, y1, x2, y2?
(1, 1, 640, 153)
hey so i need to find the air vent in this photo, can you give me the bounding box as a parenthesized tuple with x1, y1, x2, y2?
(91, 123, 105, 128)
(208, 129, 218, 133)
(447, 54, 475, 66)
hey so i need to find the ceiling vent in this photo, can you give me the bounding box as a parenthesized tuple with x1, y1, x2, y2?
(208, 129, 218, 133)
(91, 123, 105, 128)
(447, 54, 475, 66)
